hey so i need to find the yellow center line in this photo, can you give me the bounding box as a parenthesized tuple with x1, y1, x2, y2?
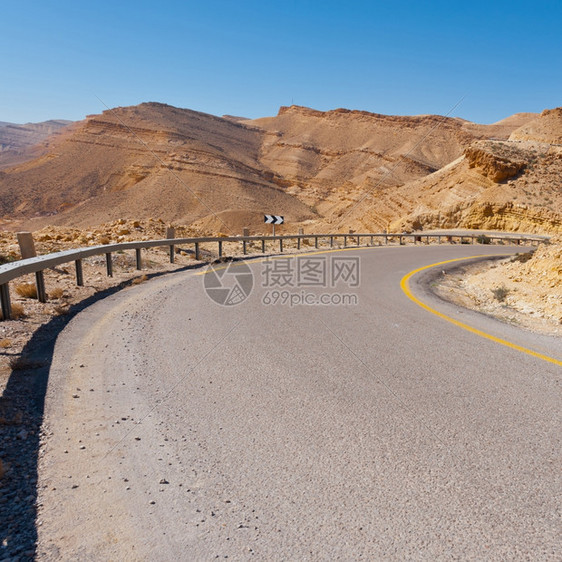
(400, 256, 562, 367)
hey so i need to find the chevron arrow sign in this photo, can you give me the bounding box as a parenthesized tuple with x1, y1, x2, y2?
(264, 215, 284, 224)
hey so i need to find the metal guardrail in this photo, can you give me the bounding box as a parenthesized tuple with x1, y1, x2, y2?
(0, 232, 548, 320)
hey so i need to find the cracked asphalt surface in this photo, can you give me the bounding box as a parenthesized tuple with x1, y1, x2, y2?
(36, 246, 561, 560)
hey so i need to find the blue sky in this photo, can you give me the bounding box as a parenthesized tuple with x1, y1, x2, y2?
(1, 0, 561, 124)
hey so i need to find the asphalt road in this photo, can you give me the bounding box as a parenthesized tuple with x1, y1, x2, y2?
(37, 245, 561, 560)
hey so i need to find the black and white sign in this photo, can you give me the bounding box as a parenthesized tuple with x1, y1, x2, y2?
(264, 215, 284, 225)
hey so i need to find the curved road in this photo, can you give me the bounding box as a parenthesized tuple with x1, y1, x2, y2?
(37, 246, 561, 560)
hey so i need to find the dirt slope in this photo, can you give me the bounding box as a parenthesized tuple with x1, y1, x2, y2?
(437, 237, 562, 334)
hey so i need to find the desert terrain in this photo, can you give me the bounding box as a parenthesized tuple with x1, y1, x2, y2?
(436, 236, 562, 335)
(0, 103, 560, 334)
(3, 102, 561, 236)
(0, 103, 560, 560)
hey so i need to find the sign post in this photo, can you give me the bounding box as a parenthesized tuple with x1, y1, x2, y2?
(264, 215, 284, 237)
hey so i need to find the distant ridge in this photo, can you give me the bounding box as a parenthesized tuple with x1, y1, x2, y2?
(1, 102, 557, 235)
(0, 119, 72, 168)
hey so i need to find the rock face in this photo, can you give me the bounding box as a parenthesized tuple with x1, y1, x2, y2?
(390, 132, 562, 235)
(465, 142, 527, 182)
(0, 102, 537, 233)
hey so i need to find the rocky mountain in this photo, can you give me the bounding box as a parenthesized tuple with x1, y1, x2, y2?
(386, 108, 562, 234)
(0, 102, 552, 234)
(0, 119, 72, 169)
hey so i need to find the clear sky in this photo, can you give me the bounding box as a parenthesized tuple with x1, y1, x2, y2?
(2, 0, 561, 124)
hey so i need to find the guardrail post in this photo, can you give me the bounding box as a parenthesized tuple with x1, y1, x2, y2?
(344, 236, 347, 247)
(166, 227, 176, 263)
(135, 248, 142, 270)
(35, 271, 47, 303)
(384, 234, 388, 245)
(315, 236, 318, 249)
(279, 238, 283, 253)
(195, 242, 201, 261)
(297, 237, 301, 249)
(243, 240, 247, 255)
(0, 283, 11, 321)
(370, 235, 374, 246)
(261, 239, 266, 253)
(218, 240, 223, 258)
(75, 259, 84, 286)
(17, 232, 37, 259)
(106, 253, 113, 277)
(330, 236, 334, 248)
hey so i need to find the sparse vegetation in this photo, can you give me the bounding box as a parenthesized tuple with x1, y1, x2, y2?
(0, 303, 26, 320)
(131, 274, 148, 285)
(491, 285, 510, 302)
(512, 252, 534, 263)
(49, 287, 65, 299)
(0, 254, 15, 265)
(99, 236, 110, 245)
(15, 283, 38, 299)
(477, 234, 491, 244)
(0, 339, 12, 348)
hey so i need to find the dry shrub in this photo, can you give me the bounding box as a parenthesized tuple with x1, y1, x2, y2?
(99, 236, 111, 245)
(131, 274, 148, 285)
(491, 285, 510, 302)
(0, 303, 25, 321)
(53, 304, 69, 316)
(0, 339, 11, 348)
(512, 252, 534, 263)
(49, 287, 65, 299)
(11, 303, 25, 319)
(15, 283, 37, 299)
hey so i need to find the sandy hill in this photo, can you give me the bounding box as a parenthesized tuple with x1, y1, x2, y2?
(0, 102, 542, 234)
(0, 103, 316, 234)
(0, 119, 72, 169)
(509, 107, 562, 144)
